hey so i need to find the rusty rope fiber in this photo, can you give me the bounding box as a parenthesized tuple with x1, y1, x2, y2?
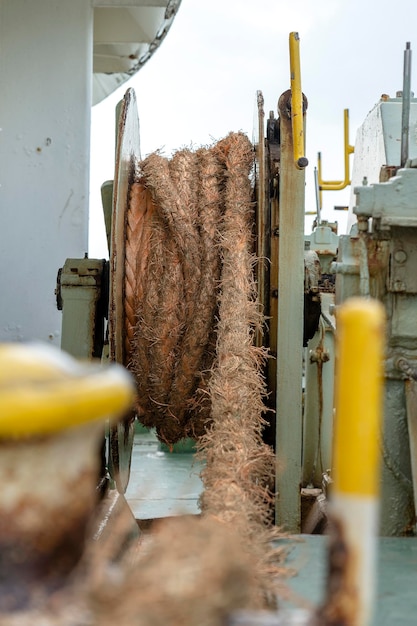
(130, 145, 227, 443)
(165, 150, 205, 429)
(124, 181, 151, 366)
(129, 134, 276, 461)
(131, 151, 204, 442)
(134, 209, 185, 436)
(118, 133, 287, 613)
(147, 151, 200, 440)
(183, 146, 225, 437)
(168, 147, 224, 439)
(196, 133, 281, 607)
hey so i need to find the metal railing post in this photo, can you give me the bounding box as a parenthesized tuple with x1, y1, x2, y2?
(275, 87, 307, 532)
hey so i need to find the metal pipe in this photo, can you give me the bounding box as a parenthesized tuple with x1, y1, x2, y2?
(401, 42, 412, 168)
(318, 109, 354, 191)
(254, 90, 270, 349)
(405, 379, 417, 535)
(289, 32, 308, 170)
(314, 166, 321, 224)
(358, 235, 370, 297)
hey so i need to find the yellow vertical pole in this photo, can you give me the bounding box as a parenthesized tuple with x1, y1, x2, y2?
(334, 297, 384, 501)
(289, 32, 308, 169)
(320, 297, 385, 626)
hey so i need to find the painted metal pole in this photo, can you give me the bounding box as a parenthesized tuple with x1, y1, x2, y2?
(401, 42, 412, 168)
(254, 91, 269, 349)
(318, 110, 354, 191)
(318, 297, 385, 626)
(289, 32, 308, 170)
(275, 89, 307, 532)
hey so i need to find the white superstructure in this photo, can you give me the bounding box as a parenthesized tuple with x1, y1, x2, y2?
(0, 0, 180, 344)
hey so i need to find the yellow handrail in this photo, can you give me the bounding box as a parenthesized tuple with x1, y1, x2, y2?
(289, 32, 308, 170)
(318, 109, 354, 191)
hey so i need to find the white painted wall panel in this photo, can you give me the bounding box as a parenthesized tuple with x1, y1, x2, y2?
(0, 0, 93, 344)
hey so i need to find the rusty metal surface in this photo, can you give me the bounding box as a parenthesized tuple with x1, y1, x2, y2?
(264, 110, 280, 450)
(314, 518, 360, 626)
(405, 378, 417, 527)
(58, 257, 106, 360)
(0, 424, 102, 612)
(254, 90, 270, 349)
(109, 87, 140, 367)
(109, 414, 136, 493)
(275, 90, 307, 532)
(108, 88, 141, 492)
(92, 488, 140, 563)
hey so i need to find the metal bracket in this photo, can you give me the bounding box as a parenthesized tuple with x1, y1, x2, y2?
(56, 257, 108, 359)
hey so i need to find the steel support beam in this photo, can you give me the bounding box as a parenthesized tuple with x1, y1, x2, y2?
(275, 92, 306, 532)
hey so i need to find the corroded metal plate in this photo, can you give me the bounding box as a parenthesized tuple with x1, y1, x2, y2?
(108, 87, 140, 493)
(109, 87, 140, 366)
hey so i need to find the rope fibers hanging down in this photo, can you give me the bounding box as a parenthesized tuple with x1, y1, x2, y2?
(126, 132, 286, 607)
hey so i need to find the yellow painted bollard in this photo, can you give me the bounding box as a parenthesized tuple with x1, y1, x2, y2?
(318, 297, 385, 626)
(0, 343, 135, 614)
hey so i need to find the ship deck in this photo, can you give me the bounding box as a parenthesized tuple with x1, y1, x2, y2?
(125, 430, 417, 625)
(125, 428, 203, 522)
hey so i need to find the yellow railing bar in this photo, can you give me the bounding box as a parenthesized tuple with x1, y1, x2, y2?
(318, 109, 354, 191)
(289, 32, 308, 170)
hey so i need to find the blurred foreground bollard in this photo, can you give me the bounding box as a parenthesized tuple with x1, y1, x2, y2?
(0, 343, 135, 614)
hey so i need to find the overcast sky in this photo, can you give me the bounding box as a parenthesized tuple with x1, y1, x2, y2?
(89, 0, 417, 258)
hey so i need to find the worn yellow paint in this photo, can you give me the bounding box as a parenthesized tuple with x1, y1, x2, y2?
(0, 343, 135, 437)
(333, 298, 385, 496)
(289, 32, 306, 169)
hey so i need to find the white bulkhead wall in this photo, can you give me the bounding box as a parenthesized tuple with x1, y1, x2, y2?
(347, 97, 417, 233)
(0, 0, 93, 345)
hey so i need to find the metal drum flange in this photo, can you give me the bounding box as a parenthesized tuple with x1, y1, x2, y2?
(108, 88, 141, 493)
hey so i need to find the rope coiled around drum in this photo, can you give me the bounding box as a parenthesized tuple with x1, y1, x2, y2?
(125, 131, 284, 608)
(127, 137, 234, 445)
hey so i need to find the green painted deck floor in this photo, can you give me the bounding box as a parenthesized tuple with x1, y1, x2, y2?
(125, 430, 203, 521)
(125, 432, 417, 624)
(283, 534, 417, 625)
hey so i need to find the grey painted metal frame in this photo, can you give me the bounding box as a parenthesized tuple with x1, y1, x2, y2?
(275, 94, 306, 532)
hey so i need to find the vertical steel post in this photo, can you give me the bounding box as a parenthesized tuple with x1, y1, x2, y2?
(254, 91, 270, 349)
(401, 42, 412, 168)
(275, 90, 307, 532)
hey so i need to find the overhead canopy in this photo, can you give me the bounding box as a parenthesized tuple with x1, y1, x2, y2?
(93, 0, 181, 104)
